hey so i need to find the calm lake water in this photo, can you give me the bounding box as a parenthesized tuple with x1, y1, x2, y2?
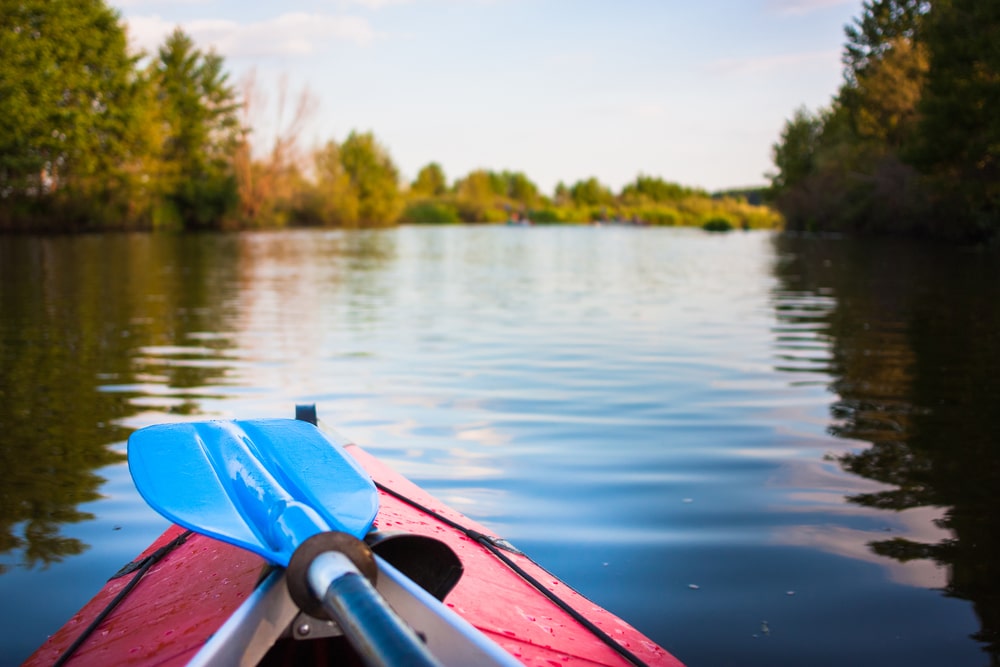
(1, 226, 998, 666)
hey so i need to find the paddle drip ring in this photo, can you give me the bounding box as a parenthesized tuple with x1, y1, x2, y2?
(286, 531, 378, 620)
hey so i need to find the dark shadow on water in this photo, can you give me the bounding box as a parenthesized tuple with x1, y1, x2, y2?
(772, 233, 1000, 663)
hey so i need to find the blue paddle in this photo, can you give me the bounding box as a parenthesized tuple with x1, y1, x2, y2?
(128, 418, 440, 667)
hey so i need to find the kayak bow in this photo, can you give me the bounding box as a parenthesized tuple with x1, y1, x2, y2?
(25, 410, 683, 667)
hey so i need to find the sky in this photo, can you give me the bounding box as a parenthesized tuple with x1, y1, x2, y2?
(114, 0, 863, 195)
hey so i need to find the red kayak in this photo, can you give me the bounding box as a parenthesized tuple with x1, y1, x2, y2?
(24, 416, 682, 667)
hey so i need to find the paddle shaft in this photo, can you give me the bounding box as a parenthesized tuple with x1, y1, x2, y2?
(309, 552, 442, 667)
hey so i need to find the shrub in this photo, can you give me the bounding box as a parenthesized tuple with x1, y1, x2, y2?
(702, 217, 734, 232)
(527, 208, 562, 223)
(641, 208, 680, 226)
(401, 200, 461, 223)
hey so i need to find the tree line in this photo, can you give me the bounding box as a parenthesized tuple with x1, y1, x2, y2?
(0, 0, 779, 232)
(769, 0, 999, 243)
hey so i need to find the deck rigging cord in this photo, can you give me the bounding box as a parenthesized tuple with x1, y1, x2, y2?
(52, 530, 193, 667)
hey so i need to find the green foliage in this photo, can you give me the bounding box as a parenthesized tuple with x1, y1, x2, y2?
(702, 217, 734, 232)
(503, 171, 540, 207)
(528, 208, 563, 223)
(912, 0, 1000, 240)
(621, 175, 703, 204)
(401, 200, 461, 224)
(480, 207, 511, 223)
(485, 193, 779, 229)
(154, 29, 241, 229)
(411, 162, 448, 197)
(843, 0, 928, 84)
(449, 169, 542, 222)
(0, 0, 140, 228)
(641, 208, 680, 226)
(772, 0, 999, 242)
(0, 3, 784, 233)
(339, 131, 403, 226)
(770, 107, 825, 195)
(569, 177, 615, 207)
(295, 140, 359, 227)
(455, 169, 500, 207)
(850, 37, 928, 148)
(0, 19, 244, 230)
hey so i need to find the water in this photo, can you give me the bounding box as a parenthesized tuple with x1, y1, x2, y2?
(0, 227, 996, 666)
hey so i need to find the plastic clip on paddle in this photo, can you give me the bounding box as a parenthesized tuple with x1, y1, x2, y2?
(127, 419, 443, 667)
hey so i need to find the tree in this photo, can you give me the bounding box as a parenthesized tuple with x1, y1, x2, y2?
(778, 1, 932, 234)
(154, 29, 241, 229)
(411, 162, 448, 197)
(502, 171, 540, 207)
(843, 0, 928, 84)
(0, 0, 140, 227)
(837, 1, 930, 156)
(451, 170, 508, 222)
(455, 170, 498, 203)
(770, 107, 824, 196)
(913, 0, 1000, 239)
(620, 175, 699, 204)
(569, 177, 614, 207)
(338, 131, 403, 226)
(851, 36, 929, 149)
(233, 71, 318, 227)
(299, 140, 360, 226)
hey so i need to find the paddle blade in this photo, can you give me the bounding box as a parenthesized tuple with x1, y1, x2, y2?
(128, 419, 380, 566)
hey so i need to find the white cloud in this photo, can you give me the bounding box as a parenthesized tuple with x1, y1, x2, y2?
(706, 49, 840, 76)
(766, 0, 856, 17)
(124, 14, 174, 54)
(123, 12, 376, 58)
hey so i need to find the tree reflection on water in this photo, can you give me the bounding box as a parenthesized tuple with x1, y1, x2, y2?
(0, 234, 241, 571)
(773, 234, 1000, 661)
(0, 231, 396, 573)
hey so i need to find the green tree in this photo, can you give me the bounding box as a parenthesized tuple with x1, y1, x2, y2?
(914, 0, 1000, 240)
(769, 107, 825, 196)
(843, 0, 928, 84)
(0, 0, 140, 228)
(298, 139, 360, 226)
(770, 0, 934, 236)
(455, 170, 497, 202)
(620, 175, 700, 203)
(339, 131, 403, 226)
(452, 170, 508, 222)
(411, 162, 448, 197)
(502, 171, 539, 208)
(851, 36, 929, 148)
(154, 29, 241, 229)
(569, 177, 614, 207)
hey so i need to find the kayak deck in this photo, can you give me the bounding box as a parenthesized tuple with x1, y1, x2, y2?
(26, 443, 681, 667)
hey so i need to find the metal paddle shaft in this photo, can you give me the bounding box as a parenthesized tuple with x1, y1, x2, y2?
(310, 551, 440, 667)
(127, 419, 442, 667)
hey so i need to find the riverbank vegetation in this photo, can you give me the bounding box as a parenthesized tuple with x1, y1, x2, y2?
(0, 0, 779, 232)
(769, 0, 999, 243)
